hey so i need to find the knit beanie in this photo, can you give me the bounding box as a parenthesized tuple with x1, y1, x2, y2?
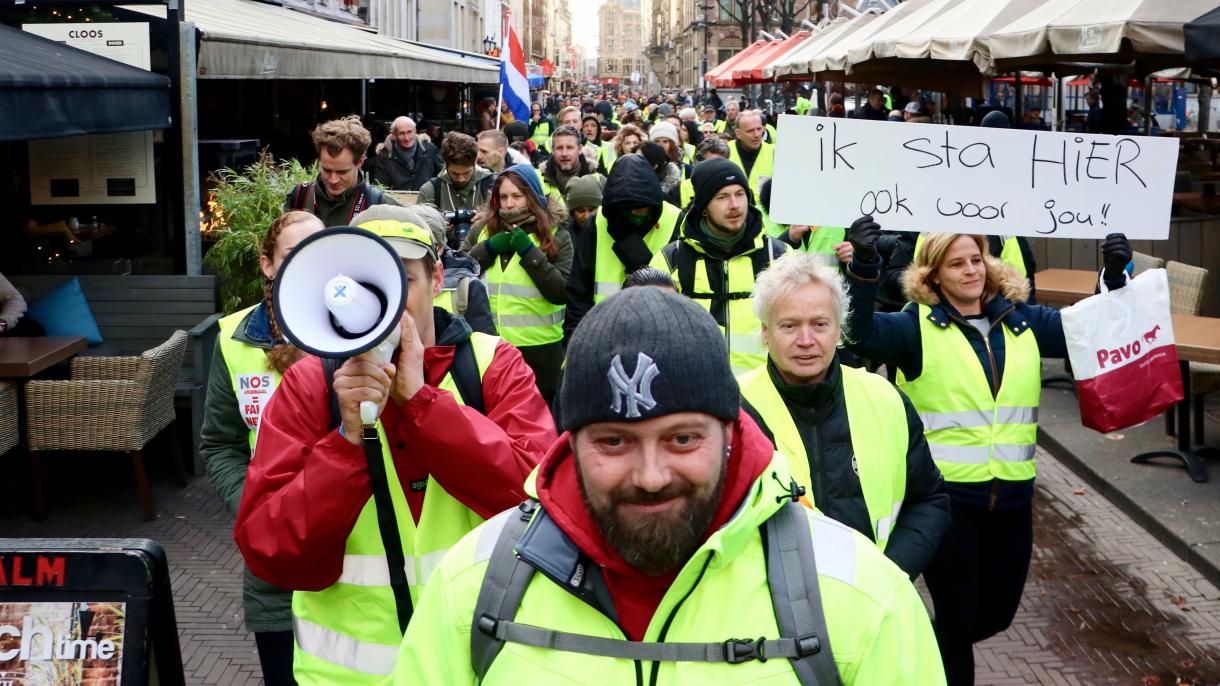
(691, 157, 753, 214)
(980, 110, 1011, 128)
(559, 287, 739, 432)
(565, 175, 604, 211)
(649, 121, 680, 145)
(504, 120, 530, 142)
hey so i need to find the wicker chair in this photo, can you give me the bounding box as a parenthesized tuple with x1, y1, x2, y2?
(0, 382, 17, 458)
(1131, 251, 1164, 277)
(24, 330, 189, 520)
(1162, 261, 1218, 446)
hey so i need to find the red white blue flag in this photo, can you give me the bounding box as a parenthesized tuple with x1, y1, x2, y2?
(500, 9, 530, 121)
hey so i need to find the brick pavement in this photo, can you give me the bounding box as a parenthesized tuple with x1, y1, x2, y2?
(3, 445, 1220, 685)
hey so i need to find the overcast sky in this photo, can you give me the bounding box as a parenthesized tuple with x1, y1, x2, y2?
(571, 0, 603, 54)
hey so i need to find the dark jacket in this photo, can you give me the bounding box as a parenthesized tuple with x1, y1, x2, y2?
(540, 151, 593, 198)
(440, 249, 496, 336)
(565, 155, 665, 341)
(743, 356, 950, 579)
(855, 102, 890, 121)
(876, 234, 1038, 311)
(417, 167, 494, 214)
(283, 178, 401, 228)
(371, 139, 441, 191)
(845, 255, 1074, 510)
(198, 303, 293, 633)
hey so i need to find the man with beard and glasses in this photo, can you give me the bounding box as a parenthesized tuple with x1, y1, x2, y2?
(651, 158, 787, 376)
(390, 286, 946, 685)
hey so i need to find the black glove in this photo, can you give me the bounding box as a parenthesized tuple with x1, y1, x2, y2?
(848, 215, 881, 262)
(610, 232, 655, 272)
(1101, 232, 1132, 288)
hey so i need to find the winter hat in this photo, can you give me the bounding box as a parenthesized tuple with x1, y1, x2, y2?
(691, 157, 753, 213)
(559, 287, 738, 432)
(649, 121, 680, 145)
(980, 110, 1011, 128)
(504, 120, 530, 143)
(565, 175, 604, 210)
(903, 101, 924, 115)
(887, 110, 904, 122)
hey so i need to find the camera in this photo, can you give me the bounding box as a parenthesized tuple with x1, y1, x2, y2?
(443, 208, 478, 250)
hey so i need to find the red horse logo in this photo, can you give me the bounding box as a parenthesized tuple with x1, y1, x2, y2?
(1143, 324, 1161, 345)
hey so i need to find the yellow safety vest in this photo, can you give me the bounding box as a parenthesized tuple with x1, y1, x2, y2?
(598, 142, 617, 173)
(758, 209, 844, 270)
(678, 178, 695, 208)
(914, 234, 1027, 277)
(592, 202, 683, 304)
(217, 305, 280, 451)
(898, 304, 1040, 483)
(651, 230, 784, 376)
(682, 142, 696, 165)
(739, 363, 908, 548)
(291, 333, 499, 685)
(727, 140, 776, 198)
(529, 120, 552, 151)
(485, 233, 565, 347)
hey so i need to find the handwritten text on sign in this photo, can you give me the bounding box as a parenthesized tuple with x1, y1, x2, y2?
(769, 115, 1179, 240)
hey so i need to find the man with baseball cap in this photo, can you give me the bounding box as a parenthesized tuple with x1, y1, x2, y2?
(235, 210, 557, 685)
(390, 287, 946, 685)
(651, 158, 787, 376)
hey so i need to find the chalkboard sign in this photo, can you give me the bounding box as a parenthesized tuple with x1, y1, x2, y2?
(0, 539, 183, 686)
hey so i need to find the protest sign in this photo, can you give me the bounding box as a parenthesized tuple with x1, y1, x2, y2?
(770, 115, 1179, 240)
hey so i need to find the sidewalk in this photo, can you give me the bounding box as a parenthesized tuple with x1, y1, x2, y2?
(1037, 360, 1220, 590)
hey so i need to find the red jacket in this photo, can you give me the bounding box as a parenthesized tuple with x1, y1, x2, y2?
(535, 411, 772, 641)
(235, 324, 556, 591)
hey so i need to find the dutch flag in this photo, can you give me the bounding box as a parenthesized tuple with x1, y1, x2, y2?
(500, 13, 530, 122)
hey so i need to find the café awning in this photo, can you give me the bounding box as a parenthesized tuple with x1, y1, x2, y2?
(124, 0, 498, 82)
(0, 23, 171, 141)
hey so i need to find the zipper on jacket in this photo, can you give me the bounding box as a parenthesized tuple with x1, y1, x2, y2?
(648, 552, 714, 686)
(722, 263, 731, 357)
(537, 559, 645, 686)
(809, 423, 829, 515)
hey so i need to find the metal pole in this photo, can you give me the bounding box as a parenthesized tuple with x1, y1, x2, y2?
(496, 83, 504, 128)
(1142, 76, 1153, 135)
(179, 22, 202, 276)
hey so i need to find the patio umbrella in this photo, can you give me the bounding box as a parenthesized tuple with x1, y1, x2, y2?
(988, 0, 1220, 74)
(724, 30, 812, 86)
(924, 0, 1057, 72)
(1185, 6, 1220, 69)
(808, 0, 933, 80)
(704, 39, 768, 85)
(764, 15, 859, 79)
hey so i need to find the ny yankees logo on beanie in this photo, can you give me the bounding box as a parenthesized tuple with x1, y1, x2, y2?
(559, 287, 740, 433)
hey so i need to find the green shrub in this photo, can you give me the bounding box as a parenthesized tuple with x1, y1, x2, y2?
(203, 154, 315, 313)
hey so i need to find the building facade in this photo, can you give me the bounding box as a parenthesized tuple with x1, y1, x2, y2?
(367, 0, 487, 53)
(596, 0, 648, 86)
(648, 0, 745, 90)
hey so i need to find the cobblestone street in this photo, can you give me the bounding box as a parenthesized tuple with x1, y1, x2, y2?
(4, 444, 1219, 685)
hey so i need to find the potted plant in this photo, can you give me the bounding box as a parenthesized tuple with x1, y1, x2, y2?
(203, 153, 315, 314)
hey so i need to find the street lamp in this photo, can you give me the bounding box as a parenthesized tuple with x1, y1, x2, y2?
(696, 0, 714, 96)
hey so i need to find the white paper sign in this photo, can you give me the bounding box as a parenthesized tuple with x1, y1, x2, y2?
(770, 115, 1180, 240)
(23, 23, 156, 206)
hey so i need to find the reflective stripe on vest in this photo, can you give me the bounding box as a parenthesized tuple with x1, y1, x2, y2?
(292, 332, 499, 684)
(683, 142, 696, 165)
(599, 142, 617, 172)
(739, 364, 908, 548)
(897, 304, 1041, 483)
(650, 232, 773, 376)
(727, 141, 775, 197)
(485, 234, 565, 347)
(216, 304, 281, 451)
(593, 203, 682, 304)
(914, 234, 1026, 277)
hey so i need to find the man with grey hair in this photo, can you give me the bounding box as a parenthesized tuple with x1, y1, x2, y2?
(372, 115, 441, 191)
(727, 110, 773, 198)
(738, 250, 949, 580)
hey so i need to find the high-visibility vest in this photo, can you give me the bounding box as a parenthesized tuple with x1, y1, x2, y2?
(291, 333, 499, 684)
(727, 140, 776, 198)
(898, 304, 1040, 483)
(914, 234, 1027, 277)
(485, 233, 565, 347)
(678, 177, 695, 208)
(765, 123, 778, 144)
(592, 202, 683, 304)
(759, 209, 843, 270)
(795, 96, 813, 115)
(598, 142, 617, 173)
(682, 142, 696, 165)
(529, 119, 552, 152)
(651, 230, 783, 376)
(739, 364, 908, 548)
(217, 305, 279, 451)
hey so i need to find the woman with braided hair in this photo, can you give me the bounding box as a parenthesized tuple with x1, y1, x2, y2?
(200, 209, 323, 685)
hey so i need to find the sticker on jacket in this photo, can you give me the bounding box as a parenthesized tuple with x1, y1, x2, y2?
(236, 373, 277, 430)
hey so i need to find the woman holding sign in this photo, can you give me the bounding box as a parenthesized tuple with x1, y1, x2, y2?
(842, 219, 1131, 686)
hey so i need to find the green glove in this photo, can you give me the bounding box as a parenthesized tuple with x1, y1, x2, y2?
(485, 230, 513, 255)
(509, 227, 534, 256)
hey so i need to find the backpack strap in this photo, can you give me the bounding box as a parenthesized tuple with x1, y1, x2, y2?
(289, 181, 315, 213)
(468, 500, 839, 682)
(450, 337, 485, 414)
(320, 355, 413, 635)
(764, 502, 843, 686)
(471, 499, 539, 680)
(455, 276, 472, 317)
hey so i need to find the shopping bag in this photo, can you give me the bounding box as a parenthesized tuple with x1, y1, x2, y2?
(1060, 268, 1184, 433)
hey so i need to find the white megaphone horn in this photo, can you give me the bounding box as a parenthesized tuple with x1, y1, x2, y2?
(273, 226, 407, 425)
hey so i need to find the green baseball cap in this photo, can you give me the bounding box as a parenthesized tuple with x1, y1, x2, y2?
(353, 215, 438, 261)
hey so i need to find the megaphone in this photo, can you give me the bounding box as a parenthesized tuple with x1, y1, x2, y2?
(273, 226, 407, 425)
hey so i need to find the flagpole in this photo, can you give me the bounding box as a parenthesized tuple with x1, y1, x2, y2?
(496, 83, 504, 129)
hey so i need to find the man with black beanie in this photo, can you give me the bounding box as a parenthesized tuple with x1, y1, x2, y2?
(564, 155, 683, 341)
(390, 286, 947, 685)
(650, 157, 787, 376)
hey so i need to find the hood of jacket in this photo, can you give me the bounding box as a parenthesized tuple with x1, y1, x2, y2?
(582, 114, 604, 145)
(433, 306, 473, 347)
(442, 248, 481, 282)
(500, 162, 548, 209)
(601, 154, 663, 229)
(541, 151, 592, 189)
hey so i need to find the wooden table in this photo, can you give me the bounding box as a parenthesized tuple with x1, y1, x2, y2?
(1029, 274, 1220, 481)
(0, 336, 87, 377)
